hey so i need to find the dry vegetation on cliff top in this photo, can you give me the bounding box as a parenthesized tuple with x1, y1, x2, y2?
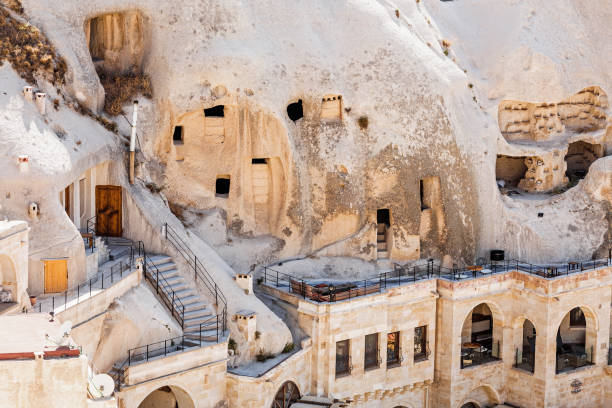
(0, 7, 66, 86)
(98, 70, 152, 116)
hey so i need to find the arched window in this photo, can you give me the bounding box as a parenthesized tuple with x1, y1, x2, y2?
(272, 381, 300, 408)
(556, 307, 594, 373)
(513, 319, 536, 373)
(460, 303, 500, 368)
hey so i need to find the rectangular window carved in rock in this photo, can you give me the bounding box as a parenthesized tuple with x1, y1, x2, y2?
(364, 333, 379, 369)
(173, 126, 183, 144)
(387, 331, 400, 366)
(215, 177, 230, 198)
(414, 325, 428, 361)
(335, 339, 350, 376)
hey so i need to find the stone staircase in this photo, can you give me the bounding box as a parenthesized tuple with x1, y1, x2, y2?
(147, 255, 220, 343)
(106, 236, 134, 261)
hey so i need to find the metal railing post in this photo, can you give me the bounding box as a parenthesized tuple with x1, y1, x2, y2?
(64, 291, 67, 310)
(146, 345, 149, 361)
(215, 283, 218, 306)
(194, 256, 197, 280)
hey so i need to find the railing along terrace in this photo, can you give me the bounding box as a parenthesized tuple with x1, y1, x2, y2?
(261, 252, 612, 303)
(35, 253, 135, 314)
(163, 223, 227, 333)
(513, 347, 535, 373)
(114, 315, 221, 388)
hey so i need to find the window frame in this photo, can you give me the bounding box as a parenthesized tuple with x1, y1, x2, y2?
(364, 333, 380, 370)
(414, 325, 428, 362)
(335, 339, 351, 377)
(386, 331, 400, 367)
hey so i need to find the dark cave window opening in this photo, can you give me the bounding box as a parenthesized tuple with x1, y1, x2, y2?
(564, 141, 603, 182)
(287, 99, 303, 122)
(172, 126, 183, 144)
(252, 158, 268, 164)
(204, 105, 225, 117)
(419, 180, 429, 210)
(215, 177, 230, 198)
(377, 209, 390, 226)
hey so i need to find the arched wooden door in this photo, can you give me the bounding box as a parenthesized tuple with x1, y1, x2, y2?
(272, 381, 300, 408)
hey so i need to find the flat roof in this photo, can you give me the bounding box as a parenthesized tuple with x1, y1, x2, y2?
(0, 313, 74, 353)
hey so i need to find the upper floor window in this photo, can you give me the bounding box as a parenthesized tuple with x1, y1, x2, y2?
(414, 326, 428, 361)
(336, 340, 350, 376)
(387, 331, 400, 366)
(365, 333, 379, 369)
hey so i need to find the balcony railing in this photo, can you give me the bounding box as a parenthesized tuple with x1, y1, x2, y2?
(513, 347, 535, 373)
(461, 341, 500, 369)
(556, 345, 594, 374)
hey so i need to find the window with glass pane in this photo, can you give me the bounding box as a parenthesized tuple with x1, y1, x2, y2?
(335, 340, 350, 375)
(364, 333, 379, 369)
(387, 331, 400, 365)
(414, 326, 427, 361)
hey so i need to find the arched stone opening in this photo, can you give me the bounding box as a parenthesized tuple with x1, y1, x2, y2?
(0, 255, 17, 303)
(458, 385, 501, 408)
(138, 385, 195, 408)
(460, 303, 501, 368)
(513, 318, 536, 373)
(271, 381, 300, 408)
(556, 306, 596, 373)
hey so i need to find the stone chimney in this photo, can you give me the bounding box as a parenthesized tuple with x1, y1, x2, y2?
(35, 92, 46, 115)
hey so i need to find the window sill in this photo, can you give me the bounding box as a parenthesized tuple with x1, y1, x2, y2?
(386, 361, 401, 369)
(335, 371, 351, 379)
(414, 356, 429, 363)
(364, 365, 380, 372)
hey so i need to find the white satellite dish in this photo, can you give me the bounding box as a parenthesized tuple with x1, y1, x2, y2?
(90, 374, 115, 398)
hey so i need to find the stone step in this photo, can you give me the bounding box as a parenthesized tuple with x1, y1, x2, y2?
(377, 242, 387, 251)
(184, 308, 213, 320)
(174, 288, 196, 298)
(378, 250, 388, 258)
(149, 255, 172, 265)
(167, 281, 189, 292)
(160, 274, 182, 285)
(184, 314, 215, 327)
(154, 262, 178, 273)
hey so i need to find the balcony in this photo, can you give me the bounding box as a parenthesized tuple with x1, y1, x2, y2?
(461, 341, 501, 369)
(556, 345, 594, 374)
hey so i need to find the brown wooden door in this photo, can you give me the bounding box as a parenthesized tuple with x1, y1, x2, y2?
(44, 259, 68, 293)
(95, 185, 122, 237)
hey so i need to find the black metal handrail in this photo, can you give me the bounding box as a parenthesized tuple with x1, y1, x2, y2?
(261, 254, 611, 302)
(114, 316, 220, 388)
(163, 223, 227, 333)
(142, 252, 185, 328)
(85, 215, 96, 253)
(35, 259, 131, 314)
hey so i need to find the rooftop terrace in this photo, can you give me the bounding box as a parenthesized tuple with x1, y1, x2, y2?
(261, 255, 612, 304)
